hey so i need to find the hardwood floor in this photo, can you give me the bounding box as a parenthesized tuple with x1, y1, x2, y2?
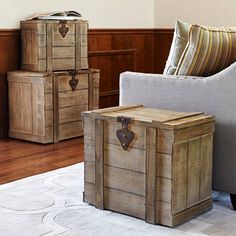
(0, 137, 84, 184)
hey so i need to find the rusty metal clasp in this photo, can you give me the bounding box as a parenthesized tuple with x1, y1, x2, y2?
(68, 70, 78, 91)
(58, 20, 69, 38)
(116, 116, 134, 151)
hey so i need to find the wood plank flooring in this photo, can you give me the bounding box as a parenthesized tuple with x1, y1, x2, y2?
(0, 137, 84, 184)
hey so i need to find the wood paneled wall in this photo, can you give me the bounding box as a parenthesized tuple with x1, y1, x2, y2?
(88, 29, 173, 108)
(0, 28, 173, 138)
(0, 30, 21, 138)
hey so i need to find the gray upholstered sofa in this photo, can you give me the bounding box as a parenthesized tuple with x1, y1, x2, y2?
(119, 62, 236, 209)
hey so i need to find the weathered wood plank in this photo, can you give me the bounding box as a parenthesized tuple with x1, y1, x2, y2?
(59, 105, 88, 124)
(157, 153, 172, 179)
(59, 89, 88, 108)
(145, 127, 157, 224)
(174, 122, 215, 142)
(104, 143, 145, 173)
(95, 119, 104, 209)
(157, 129, 174, 155)
(46, 23, 52, 71)
(104, 187, 145, 220)
(172, 141, 188, 214)
(58, 121, 83, 140)
(187, 137, 201, 207)
(104, 165, 145, 196)
(200, 133, 213, 200)
(83, 116, 95, 141)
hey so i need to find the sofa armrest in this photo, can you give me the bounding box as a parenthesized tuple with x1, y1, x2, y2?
(119, 62, 236, 193)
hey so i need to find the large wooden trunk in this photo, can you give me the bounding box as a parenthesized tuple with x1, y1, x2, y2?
(8, 69, 99, 143)
(20, 19, 88, 72)
(83, 105, 215, 227)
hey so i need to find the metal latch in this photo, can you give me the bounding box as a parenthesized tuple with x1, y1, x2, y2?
(58, 20, 69, 38)
(116, 116, 134, 151)
(69, 70, 78, 91)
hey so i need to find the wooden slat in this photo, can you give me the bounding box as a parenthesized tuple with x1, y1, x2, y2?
(52, 47, 75, 58)
(187, 137, 201, 207)
(45, 110, 53, 127)
(84, 182, 146, 220)
(9, 127, 53, 144)
(165, 115, 214, 129)
(83, 116, 95, 141)
(46, 23, 52, 71)
(88, 69, 94, 110)
(157, 153, 172, 179)
(91, 104, 143, 115)
(104, 165, 145, 196)
(32, 83, 45, 135)
(59, 89, 88, 108)
(145, 127, 157, 224)
(104, 143, 145, 173)
(173, 198, 212, 227)
(95, 119, 104, 209)
(58, 121, 83, 141)
(53, 75, 59, 143)
(52, 34, 75, 46)
(174, 122, 215, 142)
(155, 201, 172, 226)
(200, 133, 213, 200)
(157, 129, 174, 155)
(59, 105, 88, 124)
(75, 22, 81, 70)
(8, 82, 33, 134)
(84, 182, 95, 205)
(172, 141, 188, 214)
(84, 140, 95, 162)
(84, 161, 95, 183)
(156, 177, 171, 203)
(52, 58, 75, 71)
(104, 187, 145, 220)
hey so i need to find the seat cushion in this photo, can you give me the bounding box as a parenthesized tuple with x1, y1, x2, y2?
(163, 20, 190, 75)
(175, 25, 236, 76)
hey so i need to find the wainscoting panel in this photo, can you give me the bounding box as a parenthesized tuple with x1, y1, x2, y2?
(0, 30, 21, 138)
(88, 29, 156, 108)
(89, 49, 136, 107)
(153, 29, 174, 73)
(0, 28, 173, 138)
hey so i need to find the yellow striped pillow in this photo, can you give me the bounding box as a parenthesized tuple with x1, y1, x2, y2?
(175, 25, 236, 76)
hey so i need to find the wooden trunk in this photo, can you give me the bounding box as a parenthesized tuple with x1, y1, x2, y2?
(8, 69, 99, 143)
(83, 105, 215, 227)
(21, 20, 88, 72)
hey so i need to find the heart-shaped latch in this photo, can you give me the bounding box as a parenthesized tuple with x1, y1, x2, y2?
(58, 20, 69, 38)
(69, 70, 78, 91)
(116, 117, 134, 151)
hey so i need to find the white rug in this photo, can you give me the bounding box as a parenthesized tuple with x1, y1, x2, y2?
(0, 163, 235, 236)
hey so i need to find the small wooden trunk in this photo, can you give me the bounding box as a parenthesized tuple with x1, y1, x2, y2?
(83, 105, 215, 227)
(21, 19, 88, 72)
(8, 69, 99, 143)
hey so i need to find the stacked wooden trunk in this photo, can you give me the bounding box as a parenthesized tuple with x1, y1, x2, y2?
(8, 19, 99, 143)
(83, 105, 215, 227)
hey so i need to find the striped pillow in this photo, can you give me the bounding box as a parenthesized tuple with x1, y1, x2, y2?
(175, 25, 236, 76)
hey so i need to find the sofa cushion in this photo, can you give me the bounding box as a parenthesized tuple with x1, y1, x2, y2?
(163, 20, 190, 75)
(175, 25, 236, 76)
